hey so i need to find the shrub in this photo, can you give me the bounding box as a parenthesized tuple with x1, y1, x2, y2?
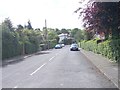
(79, 39, 120, 62)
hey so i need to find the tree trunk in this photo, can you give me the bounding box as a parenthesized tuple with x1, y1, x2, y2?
(22, 43, 25, 55)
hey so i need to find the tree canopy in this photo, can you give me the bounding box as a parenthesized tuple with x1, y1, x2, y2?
(75, 1, 120, 39)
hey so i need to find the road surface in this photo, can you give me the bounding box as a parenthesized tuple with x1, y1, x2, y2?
(2, 45, 117, 88)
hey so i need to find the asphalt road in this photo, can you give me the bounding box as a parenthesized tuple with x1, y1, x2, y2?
(2, 45, 117, 88)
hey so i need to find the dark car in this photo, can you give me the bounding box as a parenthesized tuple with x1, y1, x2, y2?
(55, 44, 62, 49)
(70, 43, 79, 51)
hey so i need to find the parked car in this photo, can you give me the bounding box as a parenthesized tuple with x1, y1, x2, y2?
(55, 44, 62, 49)
(61, 44, 65, 47)
(70, 43, 79, 51)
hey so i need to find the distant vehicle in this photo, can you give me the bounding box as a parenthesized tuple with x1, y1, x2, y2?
(55, 44, 62, 49)
(70, 43, 79, 51)
(61, 44, 65, 47)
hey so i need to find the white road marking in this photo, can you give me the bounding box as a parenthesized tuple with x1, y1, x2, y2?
(14, 85, 18, 88)
(30, 63, 46, 76)
(49, 56, 55, 61)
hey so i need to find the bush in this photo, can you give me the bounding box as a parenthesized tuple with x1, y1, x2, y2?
(110, 39, 120, 62)
(25, 42, 38, 54)
(79, 39, 120, 62)
(2, 29, 41, 60)
(2, 19, 42, 60)
(49, 39, 57, 48)
(2, 32, 22, 59)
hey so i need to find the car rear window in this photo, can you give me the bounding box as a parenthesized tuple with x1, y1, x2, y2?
(71, 44, 78, 47)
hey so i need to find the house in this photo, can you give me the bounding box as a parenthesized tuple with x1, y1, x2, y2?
(94, 32, 105, 40)
(58, 33, 68, 43)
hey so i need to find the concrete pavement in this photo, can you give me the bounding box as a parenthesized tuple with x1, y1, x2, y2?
(80, 48, 118, 88)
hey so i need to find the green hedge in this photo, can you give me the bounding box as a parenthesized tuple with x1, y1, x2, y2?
(79, 39, 120, 62)
(2, 30, 40, 60)
(2, 19, 42, 60)
(2, 32, 22, 59)
(25, 42, 39, 54)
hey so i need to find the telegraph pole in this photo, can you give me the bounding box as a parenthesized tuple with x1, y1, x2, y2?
(45, 19, 47, 39)
(45, 19, 49, 49)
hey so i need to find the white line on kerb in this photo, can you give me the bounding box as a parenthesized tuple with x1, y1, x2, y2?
(49, 56, 55, 61)
(30, 63, 46, 76)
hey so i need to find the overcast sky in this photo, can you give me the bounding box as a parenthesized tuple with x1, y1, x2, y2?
(0, 0, 89, 29)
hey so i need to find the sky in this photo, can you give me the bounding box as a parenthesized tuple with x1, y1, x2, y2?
(0, 0, 89, 29)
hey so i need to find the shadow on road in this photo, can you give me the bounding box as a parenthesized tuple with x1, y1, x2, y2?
(2, 58, 24, 68)
(2, 51, 50, 67)
(35, 51, 50, 55)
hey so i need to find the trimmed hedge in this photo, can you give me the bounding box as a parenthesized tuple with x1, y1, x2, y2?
(2, 30, 41, 60)
(2, 19, 42, 60)
(2, 32, 23, 59)
(79, 39, 120, 62)
(25, 42, 39, 54)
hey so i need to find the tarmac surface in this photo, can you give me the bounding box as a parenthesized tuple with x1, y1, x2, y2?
(2, 45, 118, 88)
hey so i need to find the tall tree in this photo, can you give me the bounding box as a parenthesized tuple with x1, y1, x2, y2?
(2, 18, 14, 32)
(61, 28, 69, 34)
(27, 20, 33, 30)
(55, 28, 61, 35)
(75, 1, 119, 39)
(17, 24, 24, 31)
(71, 28, 79, 37)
